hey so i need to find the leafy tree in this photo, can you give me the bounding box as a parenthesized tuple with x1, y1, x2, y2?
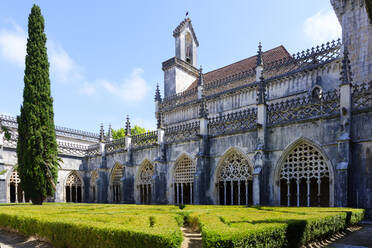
(17, 5, 59, 205)
(112, 125, 147, 140)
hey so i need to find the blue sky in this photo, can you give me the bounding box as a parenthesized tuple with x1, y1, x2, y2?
(0, 0, 341, 133)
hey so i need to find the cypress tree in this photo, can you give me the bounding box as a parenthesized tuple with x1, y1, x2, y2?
(17, 4, 59, 205)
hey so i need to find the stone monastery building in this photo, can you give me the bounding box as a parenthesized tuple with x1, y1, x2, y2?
(0, 0, 371, 217)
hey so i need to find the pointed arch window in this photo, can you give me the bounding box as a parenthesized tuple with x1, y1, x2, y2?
(217, 151, 253, 205)
(173, 156, 195, 205)
(65, 172, 83, 203)
(111, 164, 124, 203)
(279, 142, 330, 207)
(9, 170, 29, 203)
(137, 161, 154, 204)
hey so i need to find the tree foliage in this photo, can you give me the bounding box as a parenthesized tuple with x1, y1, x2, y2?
(112, 125, 147, 139)
(17, 5, 59, 205)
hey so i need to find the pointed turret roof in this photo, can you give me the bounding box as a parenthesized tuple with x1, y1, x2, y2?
(173, 18, 199, 46)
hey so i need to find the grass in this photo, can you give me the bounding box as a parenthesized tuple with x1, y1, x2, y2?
(0, 203, 364, 248)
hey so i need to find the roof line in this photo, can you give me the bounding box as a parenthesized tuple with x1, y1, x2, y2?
(203, 45, 289, 76)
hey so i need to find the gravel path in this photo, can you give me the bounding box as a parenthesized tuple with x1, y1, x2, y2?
(0, 229, 53, 248)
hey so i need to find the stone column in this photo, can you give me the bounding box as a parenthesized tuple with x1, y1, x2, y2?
(335, 46, 352, 207)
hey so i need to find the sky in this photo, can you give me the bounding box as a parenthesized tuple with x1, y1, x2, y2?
(0, 0, 341, 133)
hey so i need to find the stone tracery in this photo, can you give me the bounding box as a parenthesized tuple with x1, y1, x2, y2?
(173, 155, 195, 204)
(279, 142, 330, 207)
(65, 172, 83, 203)
(217, 150, 253, 205)
(137, 161, 154, 204)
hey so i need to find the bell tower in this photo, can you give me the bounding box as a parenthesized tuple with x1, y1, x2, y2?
(162, 18, 199, 97)
(331, 0, 372, 83)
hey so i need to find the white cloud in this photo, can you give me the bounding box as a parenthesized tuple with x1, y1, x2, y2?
(0, 22, 26, 67)
(79, 81, 96, 96)
(100, 68, 149, 102)
(303, 10, 341, 45)
(48, 41, 83, 83)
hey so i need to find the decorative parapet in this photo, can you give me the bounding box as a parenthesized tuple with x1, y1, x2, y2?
(161, 87, 198, 110)
(0, 114, 100, 142)
(267, 89, 340, 126)
(131, 131, 158, 149)
(165, 121, 200, 144)
(86, 143, 101, 157)
(264, 39, 341, 80)
(160, 40, 342, 112)
(208, 108, 257, 136)
(105, 138, 126, 154)
(58, 142, 89, 157)
(352, 81, 372, 111)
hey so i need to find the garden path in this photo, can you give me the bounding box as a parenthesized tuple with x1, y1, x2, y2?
(0, 229, 52, 248)
(181, 227, 202, 248)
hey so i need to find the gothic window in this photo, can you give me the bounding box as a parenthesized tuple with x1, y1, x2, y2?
(217, 151, 253, 205)
(65, 172, 83, 203)
(311, 86, 322, 101)
(9, 170, 29, 203)
(279, 142, 330, 207)
(137, 161, 154, 204)
(173, 155, 195, 205)
(185, 32, 193, 63)
(90, 170, 98, 202)
(111, 164, 124, 203)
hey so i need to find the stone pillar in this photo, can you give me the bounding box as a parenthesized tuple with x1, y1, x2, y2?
(335, 46, 353, 207)
(98, 139, 108, 203)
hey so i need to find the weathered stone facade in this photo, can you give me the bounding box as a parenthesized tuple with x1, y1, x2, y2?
(0, 0, 371, 218)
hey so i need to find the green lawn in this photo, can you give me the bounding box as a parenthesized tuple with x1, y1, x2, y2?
(0, 204, 364, 248)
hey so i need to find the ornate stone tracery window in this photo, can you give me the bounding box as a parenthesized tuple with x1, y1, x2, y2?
(279, 142, 330, 207)
(111, 164, 124, 203)
(90, 170, 98, 202)
(137, 161, 154, 204)
(173, 155, 195, 204)
(217, 151, 253, 205)
(8, 170, 28, 203)
(65, 172, 83, 203)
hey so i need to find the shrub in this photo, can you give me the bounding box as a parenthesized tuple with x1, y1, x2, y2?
(149, 216, 155, 227)
(179, 204, 186, 210)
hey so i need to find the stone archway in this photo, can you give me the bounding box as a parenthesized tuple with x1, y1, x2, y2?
(216, 148, 253, 205)
(275, 139, 334, 207)
(8, 170, 29, 203)
(136, 160, 154, 204)
(110, 163, 124, 203)
(65, 171, 83, 203)
(173, 154, 196, 205)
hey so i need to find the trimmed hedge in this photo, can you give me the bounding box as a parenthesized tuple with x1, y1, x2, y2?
(189, 206, 364, 248)
(0, 204, 364, 248)
(0, 204, 183, 248)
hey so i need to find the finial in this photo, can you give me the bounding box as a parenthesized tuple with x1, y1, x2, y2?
(198, 65, 204, 86)
(186, 11, 189, 17)
(107, 124, 113, 141)
(340, 45, 352, 84)
(155, 83, 162, 102)
(256, 42, 263, 67)
(99, 123, 105, 142)
(125, 115, 131, 136)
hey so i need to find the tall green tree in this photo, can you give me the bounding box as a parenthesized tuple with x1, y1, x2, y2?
(17, 5, 59, 205)
(112, 125, 147, 140)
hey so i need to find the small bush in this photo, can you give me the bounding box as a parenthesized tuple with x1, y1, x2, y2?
(149, 216, 155, 227)
(179, 204, 186, 210)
